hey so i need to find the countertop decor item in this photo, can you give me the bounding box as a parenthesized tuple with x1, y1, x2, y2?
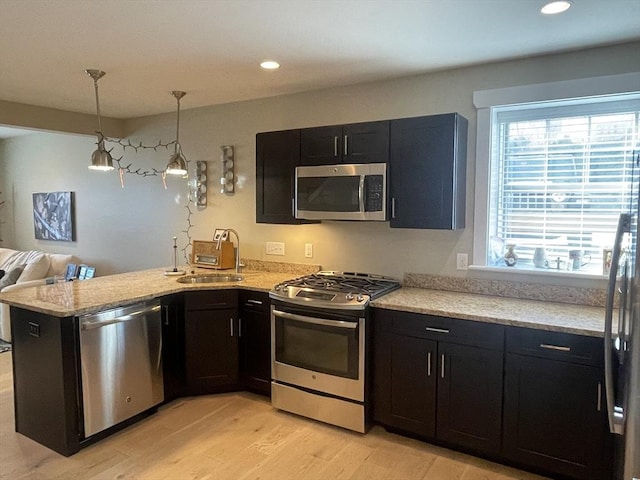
(164, 236, 186, 276)
(503, 244, 518, 267)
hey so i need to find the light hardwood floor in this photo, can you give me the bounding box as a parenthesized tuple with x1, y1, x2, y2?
(0, 352, 549, 480)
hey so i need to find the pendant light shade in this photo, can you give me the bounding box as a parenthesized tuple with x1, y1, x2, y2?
(166, 90, 187, 176)
(85, 69, 114, 171)
(90, 133, 114, 171)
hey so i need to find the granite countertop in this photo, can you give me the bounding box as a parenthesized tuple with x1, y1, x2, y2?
(0, 267, 298, 318)
(371, 287, 606, 338)
(0, 266, 608, 337)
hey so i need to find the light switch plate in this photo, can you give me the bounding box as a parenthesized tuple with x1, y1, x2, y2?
(305, 243, 313, 258)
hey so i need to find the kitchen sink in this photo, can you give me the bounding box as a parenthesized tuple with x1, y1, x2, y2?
(176, 273, 244, 283)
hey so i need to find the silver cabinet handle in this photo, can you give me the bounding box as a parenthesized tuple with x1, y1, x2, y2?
(441, 353, 445, 379)
(344, 135, 348, 156)
(246, 299, 263, 305)
(426, 327, 449, 334)
(427, 352, 432, 377)
(391, 197, 396, 219)
(539, 343, 571, 352)
(292, 197, 295, 217)
(597, 382, 602, 411)
(230, 317, 234, 337)
(238, 318, 242, 337)
(334, 136, 338, 157)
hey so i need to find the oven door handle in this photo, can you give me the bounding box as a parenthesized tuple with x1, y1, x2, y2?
(272, 309, 357, 329)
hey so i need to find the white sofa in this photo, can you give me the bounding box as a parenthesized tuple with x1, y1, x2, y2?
(0, 248, 79, 342)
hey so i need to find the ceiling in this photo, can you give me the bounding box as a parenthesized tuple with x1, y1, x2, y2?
(0, 0, 639, 124)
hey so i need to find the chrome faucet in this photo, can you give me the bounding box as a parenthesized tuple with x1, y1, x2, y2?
(216, 228, 241, 273)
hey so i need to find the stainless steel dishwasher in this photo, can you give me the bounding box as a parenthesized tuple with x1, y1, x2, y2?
(79, 299, 164, 438)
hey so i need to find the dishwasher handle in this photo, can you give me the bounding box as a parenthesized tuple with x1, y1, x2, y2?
(81, 304, 162, 330)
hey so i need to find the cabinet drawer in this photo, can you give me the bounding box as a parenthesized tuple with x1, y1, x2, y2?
(240, 290, 270, 312)
(375, 308, 503, 350)
(185, 290, 238, 311)
(506, 326, 603, 367)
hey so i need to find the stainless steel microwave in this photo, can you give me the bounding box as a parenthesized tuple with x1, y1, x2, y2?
(295, 163, 387, 221)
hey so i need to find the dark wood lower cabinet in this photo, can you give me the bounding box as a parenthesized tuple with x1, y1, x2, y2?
(372, 308, 503, 457)
(239, 291, 271, 396)
(10, 307, 80, 456)
(437, 342, 503, 454)
(503, 353, 610, 480)
(385, 333, 436, 435)
(184, 291, 239, 393)
(161, 294, 185, 402)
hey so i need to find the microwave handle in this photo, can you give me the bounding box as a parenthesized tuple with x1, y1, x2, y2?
(358, 175, 365, 213)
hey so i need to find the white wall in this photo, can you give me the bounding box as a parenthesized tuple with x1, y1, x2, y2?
(1, 41, 639, 283)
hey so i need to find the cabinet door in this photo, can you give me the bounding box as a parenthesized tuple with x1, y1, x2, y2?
(256, 129, 301, 224)
(437, 342, 503, 455)
(239, 292, 271, 396)
(161, 294, 185, 402)
(343, 121, 389, 164)
(387, 333, 437, 437)
(300, 125, 343, 165)
(503, 354, 608, 480)
(185, 308, 239, 392)
(389, 113, 467, 229)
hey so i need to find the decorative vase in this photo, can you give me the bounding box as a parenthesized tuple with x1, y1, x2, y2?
(503, 244, 518, 267)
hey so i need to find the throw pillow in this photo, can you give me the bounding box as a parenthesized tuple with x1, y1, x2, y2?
(18, 253, 51, 283)
(0, 265, 25, 290)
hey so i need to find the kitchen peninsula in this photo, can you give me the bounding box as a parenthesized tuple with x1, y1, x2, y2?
(0, 267, 611, 479)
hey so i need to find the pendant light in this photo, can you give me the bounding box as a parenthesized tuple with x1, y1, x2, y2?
(85, 69, 114, 171)
(166, 90, 188, 175)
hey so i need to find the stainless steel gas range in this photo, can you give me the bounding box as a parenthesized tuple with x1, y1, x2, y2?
(269, 271, 400, 433)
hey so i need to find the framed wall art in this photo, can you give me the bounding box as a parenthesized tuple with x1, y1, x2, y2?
(32, 191, 75, 241)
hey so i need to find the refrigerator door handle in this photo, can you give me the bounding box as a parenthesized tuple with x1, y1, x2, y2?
(604, 212, 630, 435)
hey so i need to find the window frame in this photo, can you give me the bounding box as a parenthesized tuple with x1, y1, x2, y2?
(472, 72, 640, 278)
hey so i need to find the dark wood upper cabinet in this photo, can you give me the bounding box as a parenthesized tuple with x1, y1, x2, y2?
(300, 120, 389, 165)
(256, 129, 303, 224)
(389, 113, 468, 230)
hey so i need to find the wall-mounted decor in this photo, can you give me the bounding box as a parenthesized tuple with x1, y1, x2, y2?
(32, 191, 74, 241)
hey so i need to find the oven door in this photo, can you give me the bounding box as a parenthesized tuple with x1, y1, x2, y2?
(271, 304, 365, 402)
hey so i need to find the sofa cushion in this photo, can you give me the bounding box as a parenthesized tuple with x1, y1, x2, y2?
(0, 265, 24, 290)
(18, 254, 51, 283)
(47, 254, 78, 277)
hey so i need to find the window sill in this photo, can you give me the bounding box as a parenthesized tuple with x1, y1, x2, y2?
(468, 264, 607, 281)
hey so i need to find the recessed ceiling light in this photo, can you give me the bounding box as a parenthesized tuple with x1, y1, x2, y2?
(540, 1, 572, 14)
(260, 60, 280, 70)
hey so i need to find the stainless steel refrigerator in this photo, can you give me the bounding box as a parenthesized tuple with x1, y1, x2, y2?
(605, 150, 640, 480)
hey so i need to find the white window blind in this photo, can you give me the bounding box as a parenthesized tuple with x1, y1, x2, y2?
(488, 94, 640, 273)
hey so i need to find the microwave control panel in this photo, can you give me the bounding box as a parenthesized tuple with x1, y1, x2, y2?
(365, 175, 384, 212)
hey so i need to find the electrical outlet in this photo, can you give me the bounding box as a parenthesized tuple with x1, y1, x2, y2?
(456, 253, 469, 270)
(305, 243, 313, 258)
(266, 241, 285, 256)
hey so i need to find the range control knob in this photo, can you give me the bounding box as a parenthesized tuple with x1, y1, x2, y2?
(274, 285, 281, 291)
(357, 295, 364, 302)
(346, 293, 354, 301)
